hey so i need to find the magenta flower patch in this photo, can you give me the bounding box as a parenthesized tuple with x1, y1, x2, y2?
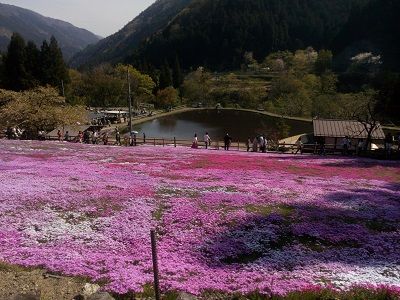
(0, 140, 399, 296)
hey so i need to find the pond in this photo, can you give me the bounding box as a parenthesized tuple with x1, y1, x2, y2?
(135, 109, 313, 141)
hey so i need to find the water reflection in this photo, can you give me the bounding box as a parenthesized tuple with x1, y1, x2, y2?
(135, 110, 312, 141)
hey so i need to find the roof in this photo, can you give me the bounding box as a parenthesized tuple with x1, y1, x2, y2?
(313, 119, 386, 140)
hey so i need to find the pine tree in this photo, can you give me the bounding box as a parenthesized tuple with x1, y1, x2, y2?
(40, 36, 69, 88)
(172, 55, 184, 88)
(3, 33, 28, 91)
(25, 41, 41, 88)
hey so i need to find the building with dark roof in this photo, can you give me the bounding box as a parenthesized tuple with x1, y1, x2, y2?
(313, 119, 385, 150)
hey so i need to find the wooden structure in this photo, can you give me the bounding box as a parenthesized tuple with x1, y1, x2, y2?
(313, 119, 386, 151)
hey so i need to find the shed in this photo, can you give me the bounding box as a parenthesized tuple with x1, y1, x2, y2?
(313, 119, 385, 150)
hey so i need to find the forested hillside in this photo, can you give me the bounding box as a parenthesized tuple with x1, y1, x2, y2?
(0, 3, 100, 60)
(69, 0, 192, 68)
(130, 0, 369, 70)
(333, 0, 400, 71)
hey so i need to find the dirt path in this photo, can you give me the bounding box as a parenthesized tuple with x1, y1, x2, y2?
(0, 262, 89, 300)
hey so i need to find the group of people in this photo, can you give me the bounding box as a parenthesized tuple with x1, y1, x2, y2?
(6, 127, 24, 140)
(191, 132, 234, 150)
(245, 135, 269, 153)
(191, 132, 213, 149)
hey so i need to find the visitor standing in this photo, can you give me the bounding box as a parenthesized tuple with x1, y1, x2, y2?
(341, 136, 350, 156)
(262, 135, 267, 153)
(357, 139, 365, 155)
(246, 137, 252, 152)
(295, 137, 303, 154)
(92, 131, 98, 144)
(192, 134, 199, 149)
(258, 135, 265, 153)
(252, 137, 258, 152)
(385, 133, 393, 157)
(103, 133, 109, 145)
(57, 130, 62, 142)
(64, 131, 69, 142)
(224, 133, 232, 151)
(397, 133, 400, 151)
(78, 131, 83, 143)
(116, 130, 121, 146)
(204, 132, 211, 149)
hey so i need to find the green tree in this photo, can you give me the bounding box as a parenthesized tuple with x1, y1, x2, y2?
(24, 41, 41, 87)
(155, 87, 179, 109)
(40, 36, 69, 88)
(2, 33, 29, 91)
(315, 50, 333, 75)
(0, 86, 86, 136)
(182, 67, 212, 105)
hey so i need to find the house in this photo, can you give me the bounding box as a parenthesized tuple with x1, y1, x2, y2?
(313, 119, 386, 150)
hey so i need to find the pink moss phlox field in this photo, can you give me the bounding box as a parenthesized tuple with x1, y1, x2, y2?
(0, 140, 399, 296)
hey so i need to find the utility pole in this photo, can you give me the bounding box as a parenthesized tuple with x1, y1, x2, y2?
(61, 80, 65, 98)
(127, 68, 133, 134)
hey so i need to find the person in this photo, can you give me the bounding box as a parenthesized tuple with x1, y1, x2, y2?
(192, 133, 199, 149)
(319, 137, 326, 156)
(57, 130, 62, 142)
(37, 130, 43, 141)
(262, 135, 267, 153)
(143, 133, 146, 144)
(385, 133, 393, 157)
(224, 133, 232, 151)
(78, 131, 83, 143)
(6, 127, 12, 139)
(83, 130, 90, 144)
(258, 135, 264, 153)
(295, 137, 303, 154)
(11, 127, 17, 139)
(115, 130, 121, 146)
(204, 132, 211, 149)
(341, 136, 350, 156)
(357, 139, 365, 155)
(103, 133, 109, 145)
(130, 131, 137, 146)
(246, 137, 252, 152)
(92, 131, 98, 144)
(397, 133, 400, 152)
(252, 137, 258, 152)
(64, 131, 70, 142)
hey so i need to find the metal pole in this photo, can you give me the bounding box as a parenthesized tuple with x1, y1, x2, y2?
(174, 137, 176, 147)
(127, 68, 133, 135)
(150, 230, 161, 300)
(61, 80, 65, 98)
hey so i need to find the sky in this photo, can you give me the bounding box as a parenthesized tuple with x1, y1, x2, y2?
(1, 0, 155, 37)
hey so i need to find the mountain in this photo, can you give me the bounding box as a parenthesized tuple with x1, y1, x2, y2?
(0, 3, 101, 60)
(69, 0, 192, 68)
(72, 0, 399, 72)
(133, 0, 369, 70)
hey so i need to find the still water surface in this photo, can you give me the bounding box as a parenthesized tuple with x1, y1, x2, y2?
(135, 110, 312, 141)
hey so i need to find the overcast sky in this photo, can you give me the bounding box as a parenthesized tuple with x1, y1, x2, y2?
(1, 0, 155, 37)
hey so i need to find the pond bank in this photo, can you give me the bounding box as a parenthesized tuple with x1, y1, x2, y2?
(132, 107, 312, 126)
(132, 107, 399, 131)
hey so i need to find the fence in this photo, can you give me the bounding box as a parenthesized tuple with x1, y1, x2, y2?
(44, 134, 399, 158)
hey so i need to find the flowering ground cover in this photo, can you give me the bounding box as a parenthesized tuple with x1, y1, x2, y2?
(0, 140, 399, 297)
